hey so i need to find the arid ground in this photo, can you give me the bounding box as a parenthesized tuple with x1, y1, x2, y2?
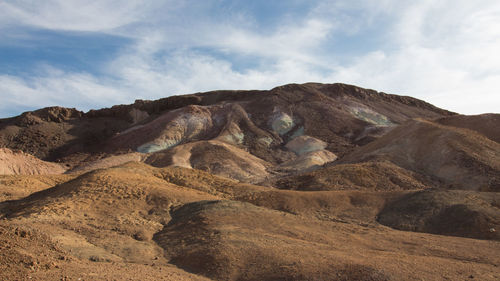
(1, 83, 499, 280)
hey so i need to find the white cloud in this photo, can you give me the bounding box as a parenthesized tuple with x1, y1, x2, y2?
(0, 67, 129, 115)
(0, 0, 166, 33)
(331, 0, 500, 114)
(211, 19, 334, 64)
(108, 48, 325, 98)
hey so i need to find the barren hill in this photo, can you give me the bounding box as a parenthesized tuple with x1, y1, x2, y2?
(0, 83, 454, 182)
(0, 148, 66, 175)
(339, 118, 500, 191)
(1, 163, 499, 280)
(1, 83, 499, 280)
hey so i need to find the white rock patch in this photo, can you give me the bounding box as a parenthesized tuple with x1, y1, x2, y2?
(222, 132, 245, 145)
(271, 112, 294, 135)
(258, 137, 273, 147)
(285, 136, 327, 155)
(279, 150, 337, 172)
(135, 110, 212, 153)
(137, 139, 180, 153)
(348, 106, 392, 126)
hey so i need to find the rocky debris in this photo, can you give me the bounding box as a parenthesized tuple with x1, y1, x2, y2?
(15, 107, 82, 127)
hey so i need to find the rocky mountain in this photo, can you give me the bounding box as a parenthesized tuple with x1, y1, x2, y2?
(1, 82, 499, 280)
(0, 83, 453, 181)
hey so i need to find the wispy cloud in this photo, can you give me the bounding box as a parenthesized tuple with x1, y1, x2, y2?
(0, 0, 161, 32)
(331, 0, 500, 113)
(0, 0, 499, 117)
(0, 66, 128, 116)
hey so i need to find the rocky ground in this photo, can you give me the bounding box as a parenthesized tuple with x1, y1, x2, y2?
(0, 83, 499, 280)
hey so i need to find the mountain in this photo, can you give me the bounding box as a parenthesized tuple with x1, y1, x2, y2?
(0, 83, 453, 181)
(1, 82, 499, 280)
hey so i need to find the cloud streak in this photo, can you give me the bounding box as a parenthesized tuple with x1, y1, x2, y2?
(0, 0, 161, 32)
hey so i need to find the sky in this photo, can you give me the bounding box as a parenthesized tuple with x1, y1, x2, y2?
(0, 0, 499, 117)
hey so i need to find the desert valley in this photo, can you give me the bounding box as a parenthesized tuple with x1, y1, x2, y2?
(0, 83, 499, 280)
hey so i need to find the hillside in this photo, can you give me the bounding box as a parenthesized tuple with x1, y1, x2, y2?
(1, 163, 499, 280)
(1, 83, 499, 280)
(0, 148, 66, 175)
(339, 118, 500, 191)
(0, 83, 454, 182)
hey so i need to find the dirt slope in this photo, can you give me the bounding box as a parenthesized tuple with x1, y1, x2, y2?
(340, 119, 500, 191)
(0, 163, 216, 264)
(0, 148, 66, 175)
(0, 223, 209, 281)
(0, 162, 499, 280)
(0, 173, 75, 201)
(378, 189, 500, 240)
(154, 199, 500, 281)
(275, 161, 435, 191)
(145, 140, 272, 183)
(435, 113, 500, 143)
(67, 152, 145, 174)
(237, 189, 402, 223)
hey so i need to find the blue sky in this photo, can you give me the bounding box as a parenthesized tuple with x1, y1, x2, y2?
(1, 0, 499, 117)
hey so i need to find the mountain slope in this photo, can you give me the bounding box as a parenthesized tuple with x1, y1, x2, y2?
(378, 189, 500, 240)
(2, 163, 499, 280)
(339, 118, 500, 191)
(1, 82, 500, 280)
(0, 148, 66, 175)
(0, 83, 455, 182)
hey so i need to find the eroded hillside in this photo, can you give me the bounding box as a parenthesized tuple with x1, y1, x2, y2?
(1, 83, 499, 280)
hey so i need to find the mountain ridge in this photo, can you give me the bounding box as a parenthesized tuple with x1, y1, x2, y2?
(1, 82, 499, 280)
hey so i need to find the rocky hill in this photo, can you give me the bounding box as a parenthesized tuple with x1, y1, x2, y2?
(1, 82, 499, 280)
(0, 83, 454, 181)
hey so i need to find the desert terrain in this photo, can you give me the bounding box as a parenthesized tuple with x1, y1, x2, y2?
(0, 83, 499, 280)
